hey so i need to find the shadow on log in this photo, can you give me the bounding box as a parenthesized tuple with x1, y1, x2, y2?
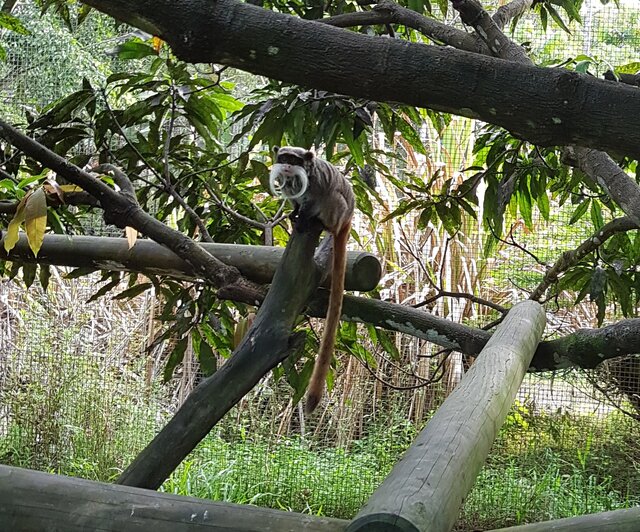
(0, 465, 348, 531)
(347, 301, 546, 532)
(0, 233, 381, 292)
(117, 224, 325, 489)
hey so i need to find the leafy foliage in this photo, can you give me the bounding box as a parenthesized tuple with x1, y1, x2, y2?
(1, 0, 639, 397)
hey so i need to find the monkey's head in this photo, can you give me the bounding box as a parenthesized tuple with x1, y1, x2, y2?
(269, 146, 314, 200)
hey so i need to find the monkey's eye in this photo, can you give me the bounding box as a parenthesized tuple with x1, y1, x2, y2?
(277, 154, 304, 166)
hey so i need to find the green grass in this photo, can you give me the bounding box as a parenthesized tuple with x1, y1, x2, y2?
(0, 351, 637, 528)
(157, 412, 639, 526)
(161, 436, 391, 518)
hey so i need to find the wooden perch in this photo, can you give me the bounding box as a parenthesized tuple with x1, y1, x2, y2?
(0, 465, 348, 531)
(0, 234, 381, 292)
(487, 506, 640, 532)
(118, 224, 327, 489)
(347, 301, 546, 532)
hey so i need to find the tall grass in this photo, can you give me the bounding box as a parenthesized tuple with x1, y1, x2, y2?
(159, 412, 639, 525)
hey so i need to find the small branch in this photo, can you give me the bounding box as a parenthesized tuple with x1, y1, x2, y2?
(563, 147, 640, 228)
(530, 216, 638, 301)
(200, 179, 271, 230)
(0, 191, 100, 214)
(320, 1, 488, 54)
(452, 0, 529, 62)
(604, 70, 640, 88)
(492, 0, 533, 30)
(448, 0, 640, 228)
(93, 163, 136, 199)
(488, 223, 547, 267)
(414, 290, 507, 313)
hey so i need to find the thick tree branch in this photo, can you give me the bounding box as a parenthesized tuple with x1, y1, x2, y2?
(0, 119, 261, 298)
(0, 191, 99, 214)
(530, 216, 639, 301)
(118, 224, 324, 489)
(0, 233, 382, 292)
(2, 228, 636, 371)
(604, 70, 640, 88)
(492, 0, 533, 30)
(79, 0, 640, 160)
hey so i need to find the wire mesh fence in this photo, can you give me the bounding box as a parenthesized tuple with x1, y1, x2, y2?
(0, 0, 639, 530)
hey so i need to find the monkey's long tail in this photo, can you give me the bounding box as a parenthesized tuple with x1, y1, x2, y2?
(305, 220, 351, 414)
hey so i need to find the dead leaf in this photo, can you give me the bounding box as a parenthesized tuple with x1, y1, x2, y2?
(126, 226, 138, 249)
(24, 187, 47, 257)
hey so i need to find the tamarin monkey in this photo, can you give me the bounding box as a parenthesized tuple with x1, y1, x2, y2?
(270, 146, 355, 413)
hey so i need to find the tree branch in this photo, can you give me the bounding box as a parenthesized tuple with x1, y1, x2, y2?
(449, 0, 640, 226)
(0, 119, 261, 298)
(530, 216, 639, 301)
(321, 1, 488, 54)
(492, 0, 533, 30)
(78, 0, 640, 160)
(118, 224, 324, 489)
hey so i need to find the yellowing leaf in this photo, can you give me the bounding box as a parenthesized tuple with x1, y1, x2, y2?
(126, 226, 138, 249)
(58, 184, 83, 193)
(24, 187, 47, 257)
(152, 36, 163, 53)
(3, 196, 27, 253)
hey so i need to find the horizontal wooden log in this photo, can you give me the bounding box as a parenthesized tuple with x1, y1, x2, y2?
(347, 301, 546, 532)
(487, 506, 640, 531)
(0, 234, 381, 292)
(0, 465, 348, 532)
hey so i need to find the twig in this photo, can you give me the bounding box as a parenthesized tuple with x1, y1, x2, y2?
(414, 290, 506, 313)
(530, 216, 638, 301)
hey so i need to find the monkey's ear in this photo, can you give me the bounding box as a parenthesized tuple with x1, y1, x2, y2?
(272, 146, 280, 155)
(303, 150, 315, 162)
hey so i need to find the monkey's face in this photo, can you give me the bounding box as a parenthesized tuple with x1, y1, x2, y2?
(269, 147, 312, 200)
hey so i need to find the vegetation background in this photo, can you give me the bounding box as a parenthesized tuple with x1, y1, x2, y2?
(0, 0, 639, 530)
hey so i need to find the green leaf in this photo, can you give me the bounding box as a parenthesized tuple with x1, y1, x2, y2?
(517, 185, 533, 229)
(395, 115, 427, 155)
(340, 120, 364, 167)
(164, 336, 189, 382)
(0, 12, 30, 35)
(87, 277, 122, 303)
(546, 4, 572, 33)
(117, 40, 158, 60)
(559, 0, 582, 22)
(198, 340, 217, 376)
(113, 282, 153, 300)
(64, 266, 97, 279)
(22, 262, 37, 288)
(615, 61, 640, 75)
(540, 5, 548, 31)
(590, 201, 604, 230)
(39, 264, 51, 291)
(380, 199, 420, 222)
(377, 330, 400, 361)
(569, 199, 590, 225)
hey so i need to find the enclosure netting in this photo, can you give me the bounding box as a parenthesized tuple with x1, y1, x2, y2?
(0, 1, 639, 530)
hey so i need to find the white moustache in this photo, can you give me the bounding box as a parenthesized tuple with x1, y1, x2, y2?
(269, 163, 309, 200)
